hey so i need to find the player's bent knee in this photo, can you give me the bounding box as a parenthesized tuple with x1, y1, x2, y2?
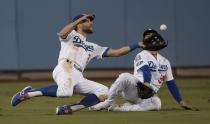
(117, 73, 134, 86)
(98, 87, 108, 101)
(118, 73, 133, 81)
(56, 89, 73, 97)
(119, 73, 131, 78)
(100, 85, 109, 94)
(93, 85, 109, 101)
(98, 94, 108, 102)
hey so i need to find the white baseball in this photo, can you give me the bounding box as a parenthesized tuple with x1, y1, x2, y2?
(160, 24, 167, 31)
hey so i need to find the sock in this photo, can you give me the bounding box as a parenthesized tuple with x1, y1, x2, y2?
(70, 94, 100, 111)
(27, 91, 42, 98)
(27, 84, 58, 98)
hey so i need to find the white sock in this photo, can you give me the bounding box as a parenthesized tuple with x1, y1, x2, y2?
(27, 91, 43, 98)
(71, 105, 85, 111)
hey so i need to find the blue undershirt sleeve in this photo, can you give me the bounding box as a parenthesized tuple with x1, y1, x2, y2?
(137, 65, 151, 83)
(166, 80, 182, 103)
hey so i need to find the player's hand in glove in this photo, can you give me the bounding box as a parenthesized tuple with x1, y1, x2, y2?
(138, 33, 156, 49)
(136, 82, 155, 99)
(139, 41, 145, 48)
(179, 101, 192, 110)
(140, 29, 168, 51)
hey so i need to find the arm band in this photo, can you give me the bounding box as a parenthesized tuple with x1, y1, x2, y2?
(129, 43, 140, 51)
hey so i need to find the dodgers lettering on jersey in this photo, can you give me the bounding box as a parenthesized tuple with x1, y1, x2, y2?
(134, 50, 173, 92)
(72, 36, 94, 52)
(58, 30, 108, 71)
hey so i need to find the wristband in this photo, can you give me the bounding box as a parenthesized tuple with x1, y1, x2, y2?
(129, 43, 140, 51)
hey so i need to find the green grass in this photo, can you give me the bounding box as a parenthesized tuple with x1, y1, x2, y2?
(0, 78, 210, 124)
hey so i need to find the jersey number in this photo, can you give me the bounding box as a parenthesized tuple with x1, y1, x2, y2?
(158, 74, 165, 84)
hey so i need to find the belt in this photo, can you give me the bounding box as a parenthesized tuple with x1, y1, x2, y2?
(66, 59, 83, 72)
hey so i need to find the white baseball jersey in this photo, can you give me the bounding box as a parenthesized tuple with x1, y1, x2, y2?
(52, 30, 109, 97)
(58, 30, 108, 71)
(91, 50, 172, 111)
(134, 50, 174, 92)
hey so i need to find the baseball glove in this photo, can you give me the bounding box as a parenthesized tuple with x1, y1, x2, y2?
(142, 31, 167, 51)
(136, 82, 155, 99)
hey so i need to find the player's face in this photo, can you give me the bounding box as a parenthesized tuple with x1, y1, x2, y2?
(81, 18, 93, 34)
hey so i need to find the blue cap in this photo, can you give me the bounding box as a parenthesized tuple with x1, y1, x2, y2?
(143, 28, 158, 37)
(72, 14, 95, 22)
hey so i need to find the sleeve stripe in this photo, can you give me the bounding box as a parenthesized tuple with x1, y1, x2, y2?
(102, 48, 110, 58)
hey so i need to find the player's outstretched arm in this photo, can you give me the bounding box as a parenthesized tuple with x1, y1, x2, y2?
(104, 42, 143, 57)
(166, 80, 192, 110)
(57, 15, 91, 39)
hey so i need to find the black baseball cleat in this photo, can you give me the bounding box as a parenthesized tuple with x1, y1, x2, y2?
(56, 105, 73, 115)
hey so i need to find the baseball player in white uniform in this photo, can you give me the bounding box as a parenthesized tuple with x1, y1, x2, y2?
(90, 29, 192, 111)
(11, 14, 145, 115)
